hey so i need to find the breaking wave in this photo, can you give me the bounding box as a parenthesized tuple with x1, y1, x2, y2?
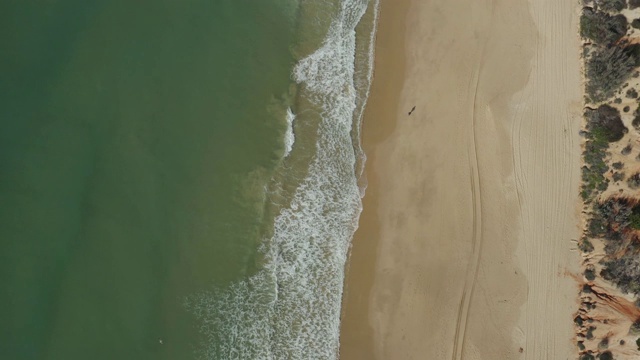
(283, 108, 295, 157)
(184, 1, 379, 358)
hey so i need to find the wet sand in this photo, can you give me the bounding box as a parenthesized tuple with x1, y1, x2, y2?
(340, 0, 583, 359)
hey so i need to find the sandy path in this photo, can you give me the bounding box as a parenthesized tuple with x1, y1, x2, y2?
(340, 0, 583, 359)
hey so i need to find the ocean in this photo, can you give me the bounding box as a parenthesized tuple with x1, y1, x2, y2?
(0, 0, 378, 359)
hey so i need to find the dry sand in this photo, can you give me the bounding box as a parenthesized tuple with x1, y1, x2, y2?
(340, 0, 583, 359)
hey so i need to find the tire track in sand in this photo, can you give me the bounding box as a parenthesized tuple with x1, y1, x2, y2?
(451, 47, 486, 360)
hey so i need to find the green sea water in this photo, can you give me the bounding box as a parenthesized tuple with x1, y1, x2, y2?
(1, 1, 297, 359)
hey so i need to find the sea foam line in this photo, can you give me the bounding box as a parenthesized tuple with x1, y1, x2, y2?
(283, 107, 295, 158)
(185, 1, 379, 359)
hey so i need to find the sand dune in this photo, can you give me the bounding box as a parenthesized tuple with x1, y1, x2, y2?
(340, 0, 583, 359)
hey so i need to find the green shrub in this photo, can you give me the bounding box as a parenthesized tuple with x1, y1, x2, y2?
(581, 162, 609, 200)
(630, 206, 640, 228)
(580, 8, 628, 45)
(586, 46, 638, 103)
(580, 105, 627, 198)
(633, 18, 640, 29)
(631, 0, 640, 9)
(581, 145, 609, 200)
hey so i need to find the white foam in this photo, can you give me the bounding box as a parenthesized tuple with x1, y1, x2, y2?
(283, 107, 295, 157)
(184, 1, 380, 359)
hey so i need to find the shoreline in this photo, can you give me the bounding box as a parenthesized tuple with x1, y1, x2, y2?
(340, 0, 409, 357)
(340, 0, 583, 359)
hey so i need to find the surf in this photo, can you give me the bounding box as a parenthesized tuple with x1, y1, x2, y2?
(185, 1, 380, 358)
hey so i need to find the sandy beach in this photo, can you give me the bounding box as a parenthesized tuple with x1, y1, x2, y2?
(340, 0, 583, 359)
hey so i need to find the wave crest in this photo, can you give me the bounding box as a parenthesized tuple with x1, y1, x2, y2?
(185, 1, 379, 358)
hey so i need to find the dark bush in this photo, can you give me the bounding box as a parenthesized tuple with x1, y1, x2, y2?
(579, 238, 595, 252)
(622, 144, 633, 155)
(585, 267, 597, 280)
(613, 161, 624, 169)
(633, 18, 640, 29)
(581, 106, 624, 199)
(601, 250, 640, 294)
(586, 46, 638, 103)
(595, 201, 640, 275)
(599, 350, 613, 360)
(581, 354, 595, 360)
(585, 105, 627, 142)
(627, 88, 639, 98)
(625, 43, 640, 66)
(613, 172, 625, 182)
(599, 337, 609, 349)
(629, 173, 640, 188)
(597, 0, 627, 12)
(580, 8, 627, 44)
(633, 107, 640, 129)
(632, 0, 640, 8)
(588, 197, 640, 241)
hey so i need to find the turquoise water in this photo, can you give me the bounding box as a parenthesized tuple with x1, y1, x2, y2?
(0, 1, 378, 359)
